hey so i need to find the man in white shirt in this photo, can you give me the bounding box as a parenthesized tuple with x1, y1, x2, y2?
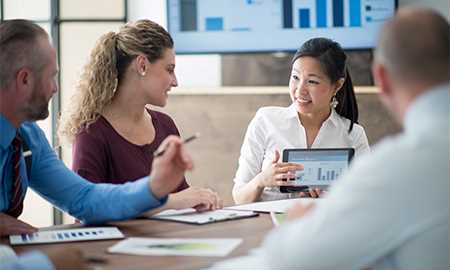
(212, 7, 449, 270)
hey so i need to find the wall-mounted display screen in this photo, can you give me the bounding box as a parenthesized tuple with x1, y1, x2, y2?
(167, 0, 396, 53)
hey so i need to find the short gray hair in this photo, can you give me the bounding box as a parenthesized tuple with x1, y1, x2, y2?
(0, 19, 48, 89)
(375, 8, 449, 84)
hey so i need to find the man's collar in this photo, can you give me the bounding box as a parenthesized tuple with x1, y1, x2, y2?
(0, 113, 17, 149)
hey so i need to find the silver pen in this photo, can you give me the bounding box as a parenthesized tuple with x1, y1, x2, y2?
(153, 133, 200, 157)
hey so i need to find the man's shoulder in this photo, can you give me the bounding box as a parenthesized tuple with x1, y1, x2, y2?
(349, 130, 449, 187)
(18, 122, 51, 156)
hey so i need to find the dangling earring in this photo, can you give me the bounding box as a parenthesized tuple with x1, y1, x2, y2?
(141, 71, 146, 76)
(330, 96, 339, 109)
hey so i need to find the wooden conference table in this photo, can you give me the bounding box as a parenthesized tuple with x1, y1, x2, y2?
(2, 213, 274, 270)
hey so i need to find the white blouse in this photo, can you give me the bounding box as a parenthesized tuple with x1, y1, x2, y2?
(232, 104, 370, 201)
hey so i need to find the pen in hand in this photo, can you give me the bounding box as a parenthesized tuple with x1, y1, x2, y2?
(153, 133, 200, 157)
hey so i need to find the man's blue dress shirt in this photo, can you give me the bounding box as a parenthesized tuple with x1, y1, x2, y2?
(1, 114, 168, 270)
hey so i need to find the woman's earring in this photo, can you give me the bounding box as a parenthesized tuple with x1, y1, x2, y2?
(141, 71, 146, 76)
(330, 96, 339, 109)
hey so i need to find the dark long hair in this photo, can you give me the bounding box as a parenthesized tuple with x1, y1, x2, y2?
(292, 38, 358, 132)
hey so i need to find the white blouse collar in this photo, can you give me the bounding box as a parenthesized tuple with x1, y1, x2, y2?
(287, 103, 341, 128)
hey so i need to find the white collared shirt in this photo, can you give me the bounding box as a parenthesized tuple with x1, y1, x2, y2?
(233, 104, 370, 201)
(260, 85, 450, 270)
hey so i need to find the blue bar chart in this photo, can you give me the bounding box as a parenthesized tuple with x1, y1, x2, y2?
(283, 0, 294, 28)
(350, 0, 362, 26)
(179, 0, 365, 31)
(168, 0, 396, 53)
(283, 0, 363, 29)
(333, 0, 344, 27)
(299, 9, 310, 28)
(205, 17, 224, 31)
(316, 0, 327, 28)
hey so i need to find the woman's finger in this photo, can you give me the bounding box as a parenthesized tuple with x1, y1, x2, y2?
(275, 165, 303, 174)
(274, 173, 296, 180)
(309, 189, 319, 198)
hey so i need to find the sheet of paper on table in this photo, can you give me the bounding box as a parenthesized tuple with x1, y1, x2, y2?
(10, 227, 124, 245)
(108, 237, 242, 257)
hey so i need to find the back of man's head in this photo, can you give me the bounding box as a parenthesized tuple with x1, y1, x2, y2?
(375, 8, 450, 87)
(0, 19, 48, 90)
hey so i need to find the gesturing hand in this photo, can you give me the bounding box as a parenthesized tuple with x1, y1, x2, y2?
(0, 212, 37, 236)
(257, 150, 304, 189)
(299, 188, 327, 198)
(149, 135, 194, 199)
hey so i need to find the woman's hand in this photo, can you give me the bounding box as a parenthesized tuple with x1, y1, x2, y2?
(257, 150, 304, 189)
(299, 188, 326, 198)
(168, 187, 223, 211)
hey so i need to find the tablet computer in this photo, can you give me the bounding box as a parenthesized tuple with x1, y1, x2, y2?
(280, 148, 355, 193)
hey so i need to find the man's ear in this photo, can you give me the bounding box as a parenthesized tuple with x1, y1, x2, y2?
(16, 67, 34, 92)
(372, 62, 392, 99)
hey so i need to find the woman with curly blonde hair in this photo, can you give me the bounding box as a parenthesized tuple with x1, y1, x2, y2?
(58, 20, 222, 213)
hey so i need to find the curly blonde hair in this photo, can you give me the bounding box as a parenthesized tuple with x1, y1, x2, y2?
(58, 19, 173, 144)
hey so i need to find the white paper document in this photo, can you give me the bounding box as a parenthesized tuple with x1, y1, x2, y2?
(9, 227, 124, 245)
(108, 237, 242, 257)
(225, 198, 315, 213)
(151, 208, 258, 224)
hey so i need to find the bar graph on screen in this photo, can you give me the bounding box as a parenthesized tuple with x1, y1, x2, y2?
(294, 161, 345, 185)
(167, 0, 396, 53)
(284, 0, 364, 29)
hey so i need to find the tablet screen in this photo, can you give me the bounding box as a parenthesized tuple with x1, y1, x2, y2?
(282, 148, 354, 187)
